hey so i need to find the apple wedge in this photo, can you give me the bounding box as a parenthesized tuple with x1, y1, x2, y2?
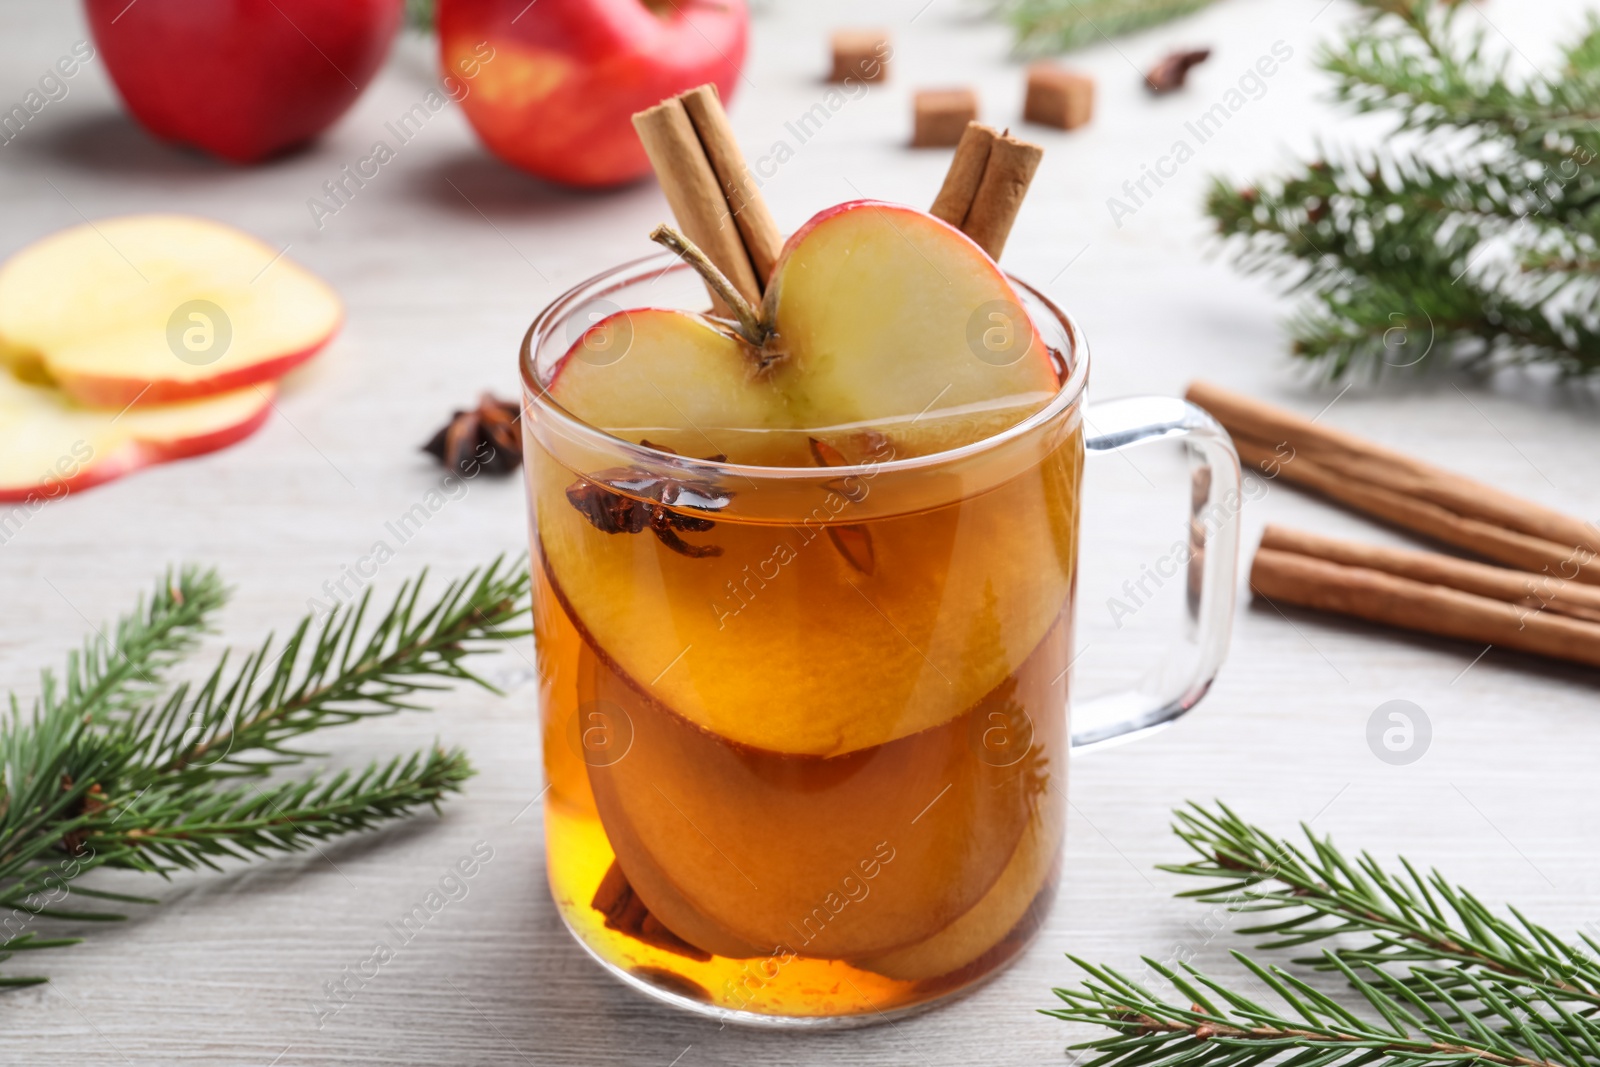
(534, 449, 1077, 755)
(762, 200, 1059, 431)
(543, 306, 794, 462)
(0, 372, 274, 503)
(0, 215, 341, 407)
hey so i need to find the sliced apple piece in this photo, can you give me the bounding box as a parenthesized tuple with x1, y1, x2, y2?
(534, 438, 1077, 755)
(0, 371, 273, 503)
(542, 307, 794, 463)
(0, 214, 341, 407)
(575, 594, 1066, 960)
(763, 200, 1059, 430)
(545, 202, 1059, 460)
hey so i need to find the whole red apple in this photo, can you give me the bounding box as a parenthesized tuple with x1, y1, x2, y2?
(85, 0, 403, 164)
(439, 0, 748, 189)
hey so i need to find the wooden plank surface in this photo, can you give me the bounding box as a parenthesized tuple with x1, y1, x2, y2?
(1, 0, 1597, 1063)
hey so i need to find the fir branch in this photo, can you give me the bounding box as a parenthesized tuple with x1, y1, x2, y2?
(1159, 801, 1600, 1008)
(1047, 953, 1580, 1067)
(127, 558, 530, 784)
(0, 557, 531, 985)
(1208, 0, 1600, 380)
(36, 566, 227, 725)
(999, 0, 1223, 56)
(1048, 803, 1600, 1067)
(405, 0, 434, 32)
(101, 747, 474, 873)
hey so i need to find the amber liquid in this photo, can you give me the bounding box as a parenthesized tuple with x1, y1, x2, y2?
(529, 426, 1082, 1020)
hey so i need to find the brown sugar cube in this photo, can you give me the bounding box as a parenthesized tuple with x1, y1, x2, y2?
(829, 29, 890, 83)
(913, 88, 979, 148)
(1024, 64, 1095, 130)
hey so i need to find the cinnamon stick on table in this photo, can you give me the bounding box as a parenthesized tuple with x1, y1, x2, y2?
(1188, 380, 1600, 584)
(1251, 529, 1600, 669)
(1261, 525, 1600, 624)
(633, 85, 784, 309)
(929, 121, 1043, 260)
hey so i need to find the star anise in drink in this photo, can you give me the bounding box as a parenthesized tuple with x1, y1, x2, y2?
(565, 442, 730, 558)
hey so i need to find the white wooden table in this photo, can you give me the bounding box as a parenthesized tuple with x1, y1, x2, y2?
(2, 0, 1597, 1062)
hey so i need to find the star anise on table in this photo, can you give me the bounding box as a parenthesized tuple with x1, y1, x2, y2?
(565, 442, 731, 559)
(1145, 48, 1211, 94)
(423, 393, 523, 476)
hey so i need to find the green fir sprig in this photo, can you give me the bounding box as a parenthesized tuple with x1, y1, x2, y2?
(0, 558, 530, 985)
(1208, 0, 1600, 380)
(1049, 802, 1600, 1067)
(405, 0, 435, 32)
(999, 0, 1223, 55)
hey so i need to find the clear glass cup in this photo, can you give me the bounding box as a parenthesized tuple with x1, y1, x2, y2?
(519, 253, 1241, 1028)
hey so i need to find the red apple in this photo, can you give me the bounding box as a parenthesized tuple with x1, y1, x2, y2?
(438, 0, 747, 188)
(85, 0, 403, 164)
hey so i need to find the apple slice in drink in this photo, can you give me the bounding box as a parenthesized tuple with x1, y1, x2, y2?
(0, 215, 341, 407)
(572, 578, 1066, 960)
(761, 200, 1059, 432)
(535, 454, 1077, 756)
(538, 199, 1074, 756)
(542, 306, 792, 463)
(0, 373, 274, 503)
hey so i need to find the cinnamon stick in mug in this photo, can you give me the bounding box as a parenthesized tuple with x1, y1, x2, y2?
(929, 122, 1043, 260)
(677, 85, 783, 286)
(633, 85, 782, 309)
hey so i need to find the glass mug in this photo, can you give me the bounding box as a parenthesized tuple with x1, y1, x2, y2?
(519, 254, 1241, 1027)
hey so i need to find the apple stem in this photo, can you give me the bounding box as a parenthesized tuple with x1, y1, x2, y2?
(650, 224, 771, 348)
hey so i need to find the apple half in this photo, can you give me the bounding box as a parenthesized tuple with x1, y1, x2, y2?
(0, 215, 341, 408)
(0, 372, 274, 503)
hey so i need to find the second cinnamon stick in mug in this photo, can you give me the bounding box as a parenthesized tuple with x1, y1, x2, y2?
(930, 121, 1043, 260)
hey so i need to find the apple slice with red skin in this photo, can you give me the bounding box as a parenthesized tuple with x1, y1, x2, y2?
(0, 215, 341, 408)
(86, 0, 402, 164)
(544, 201, 1059, 460)
(761, 200, 1058, 429)
(576, 608, 1065, 961)
(439, 0, 748, 188)
(0, 373, 274, 504)
(543, 305, 791, 460)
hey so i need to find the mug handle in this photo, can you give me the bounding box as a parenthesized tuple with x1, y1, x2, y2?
(1069, 396, 1242, 751)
